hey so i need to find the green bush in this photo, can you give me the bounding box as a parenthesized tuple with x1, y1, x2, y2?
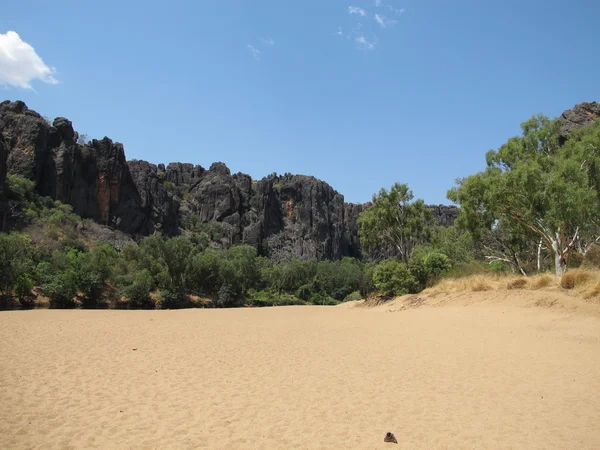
(373, 260, 418, 296)
(408, 257, 429, 291)
(423, 252, 452, 277)
(344, 291, 362, 302)
(121, 269, 155, 309)
(215, 283, 241, 308)
(15, 273, 34, 308)
(309, 292, 339, 306)
(360, 263, 376, 297)
(45, 270, 78, 308)
(247, 290, 306, 307)
(157, 289, 184, 309)
(295, 283, 315, 301)
(314, 258, 362, 300)
(0, 233, 34, 297)
(489, 261, 509, 273)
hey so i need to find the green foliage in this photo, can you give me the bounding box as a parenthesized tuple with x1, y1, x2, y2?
(185, 248, 223, 295)
(14, 273, 34, 306)
(489, 261, 509, 273)
(423, 252, 451, 277)
(247, 289, 306, 307)
(449, 117, 600, 276)
(359, 262, 376, 298)
(344, 291, 362, 302)
(157, 289, 185, 310)
(373, 260, 419, 296)
(314, 257, 362, 300)
(358, 183, 433, 263)
(268, 258, 317, 293)
(407, 257, 429, 291)
(162, 181, 179, 197)
(120, 269, 155, 309)
(0, 233, 34, 297)
(295, 283, 315, 301)
(309, 292, 339, 306)
(429, 225, 478, 265)
(44, 270, 78, 308)
(216, 283, 241, 308)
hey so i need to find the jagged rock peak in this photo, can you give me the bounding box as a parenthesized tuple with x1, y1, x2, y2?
(558, 101, 600, 144)
(0, 99, 464, 261)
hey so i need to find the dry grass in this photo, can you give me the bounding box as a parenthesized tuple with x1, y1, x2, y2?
(427, 269, 600, 304)
(560, 269, 592, 289)
(507, 278, 528, 290)
(532, 274, 553, 290)
(583, 282, 600, 300)
(470, 276, 493, 292)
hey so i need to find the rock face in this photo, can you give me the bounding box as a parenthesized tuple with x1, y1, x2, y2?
(0, 100, 459, 259)
(0, 101, 178, 237)
(558, 102, 600, 145)
(429, 205, 459, 227)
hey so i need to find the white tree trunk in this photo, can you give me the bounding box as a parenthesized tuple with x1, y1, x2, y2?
(550, 239, 567, 277)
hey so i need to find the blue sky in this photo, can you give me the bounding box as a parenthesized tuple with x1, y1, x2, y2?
(1, 0, 598, 204)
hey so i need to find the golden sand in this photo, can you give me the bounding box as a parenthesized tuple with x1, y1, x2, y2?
(1, 290, 599, 449)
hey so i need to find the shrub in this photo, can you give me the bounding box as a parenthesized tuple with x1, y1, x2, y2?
(373, 260, 419, 296)
(507, 278, 528, 290)
(309, 293, 339, 306)
(14, 273, 34, 308)
(0, 233, 34, 297)
(247, 290, 306, 307)
(489, 261, 509, 273)
(407, 257, 429, 292)
(45, 270, 78, 308)
(359, 263, 376, 297)
(532, 274, 553, 289)
(121, 270, 155, 309)
(344, 291, 362, 302)
(423, 252, 452, 277)
(295, 283, 315, 301)
(314, 258, 361, 300)
(560, 270, 591, 290)
(215, 283, 241, 308)
(469, 276, 492, 292)
(156, 289, 184, 309)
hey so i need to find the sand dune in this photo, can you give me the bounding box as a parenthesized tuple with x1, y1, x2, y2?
(1, 291, 600, 449)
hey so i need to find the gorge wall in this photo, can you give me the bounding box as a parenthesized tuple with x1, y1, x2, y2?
(0, 99, 474, 259)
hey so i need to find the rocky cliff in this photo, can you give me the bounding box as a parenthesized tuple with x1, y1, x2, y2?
(0, 100, 458, 259)
(558, 102, 600, 145)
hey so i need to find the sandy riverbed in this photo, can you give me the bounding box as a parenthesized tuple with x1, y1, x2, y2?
(1, 291, 599, 449)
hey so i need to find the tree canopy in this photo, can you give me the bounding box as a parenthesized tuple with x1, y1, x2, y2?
(358, 183, 433, 264)
(449, 116, 600, 276)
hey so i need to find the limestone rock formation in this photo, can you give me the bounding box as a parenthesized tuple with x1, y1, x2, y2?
(558, 102, 600, 144)
(0, 99, 462, 259)
(0, 101, 178, 237)
(429, 205, 459, 227)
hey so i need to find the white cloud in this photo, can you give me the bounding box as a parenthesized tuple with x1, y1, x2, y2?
(355, 35, 376, 50)
(389, 6, 405, 15)
(348, 6, 367, 16)
(260, 38, 275, 46)
(247, 44, 260, 60)
(0, 31, 57, 89)
(375, 0, 382, 5)
(336, 27, 344, 36)
(374, 13, 397, 28)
